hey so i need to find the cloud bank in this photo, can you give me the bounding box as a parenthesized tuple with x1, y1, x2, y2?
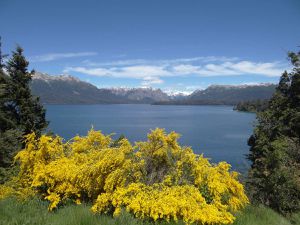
(63, 56, 287, 86)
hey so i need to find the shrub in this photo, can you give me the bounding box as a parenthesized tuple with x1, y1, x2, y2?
(0, 128, 248, 224)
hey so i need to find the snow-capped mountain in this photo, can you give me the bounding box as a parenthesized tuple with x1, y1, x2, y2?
(31, 72, 276, 105)
(31, 72, 171, 104)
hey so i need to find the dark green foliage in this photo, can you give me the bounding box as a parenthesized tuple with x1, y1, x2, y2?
(0, 129, 23, 167)
(247, 50, 300, 215)
(234, 99, 269, 113)
(110, 134, 126, 147)
(0, 43, 48, 183)
(0, 71, 15, 132)
(0, 36, 8, 70)
(4, 46, 48, 135)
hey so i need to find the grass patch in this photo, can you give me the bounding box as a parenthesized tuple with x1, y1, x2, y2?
(0, 197, 299, 225)
(233, 205, 295, 225)
(0, 198, 183, 225)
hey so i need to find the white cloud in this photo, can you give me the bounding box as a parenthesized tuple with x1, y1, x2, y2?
(63, 56, 288, 87)
(171, 61, 286, 77)
(81, 56, 239, 67)
(141, 77, 164, 86)
(82, 59, 147, 67)
(30, 52, 98, 62)
(121, 66, 171, 77)
(173, 64, 200, 75)
(228, 61, 284, 76)
(63, 65, 171, 79)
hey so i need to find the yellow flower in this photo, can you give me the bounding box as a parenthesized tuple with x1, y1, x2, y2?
(4, 128, 248, 224)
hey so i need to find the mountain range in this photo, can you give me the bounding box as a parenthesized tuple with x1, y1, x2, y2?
(31, 72, 276, 105)
(154, 84, 276, 105)
(31, 72, 169, 104)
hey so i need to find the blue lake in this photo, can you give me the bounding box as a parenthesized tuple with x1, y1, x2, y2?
(45, 104, 256, 172)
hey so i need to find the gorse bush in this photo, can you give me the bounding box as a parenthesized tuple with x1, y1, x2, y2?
(0, 128, 248, 224)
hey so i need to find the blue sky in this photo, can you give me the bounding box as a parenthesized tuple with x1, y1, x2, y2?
(1, 0, 300, 93)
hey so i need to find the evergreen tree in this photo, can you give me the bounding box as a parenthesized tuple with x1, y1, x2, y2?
(0, 36, 5, 69)
(5, 46, 48, 135)
(0, 43, 48, 182)
(247, 50, 300, 214)
(0, 40, 22, 182)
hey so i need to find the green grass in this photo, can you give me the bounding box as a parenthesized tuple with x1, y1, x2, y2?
(233, 205, 297, 225)
(0, 198, 299, 225)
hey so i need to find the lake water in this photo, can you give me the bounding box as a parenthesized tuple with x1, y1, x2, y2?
(45, 104, 256, 172)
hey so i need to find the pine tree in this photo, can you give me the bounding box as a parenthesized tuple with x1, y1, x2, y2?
(247, 50, 300, 214)
(0, 40, 22, 182)
(0, 43, 48, 183)
(5, 46, 48, 135)
(0, 36, 4, 69)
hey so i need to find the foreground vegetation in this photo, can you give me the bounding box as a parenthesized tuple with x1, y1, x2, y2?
(247, 51, 300, 214)
(1, 197, 300, 225)
(0, 128, 248, 224)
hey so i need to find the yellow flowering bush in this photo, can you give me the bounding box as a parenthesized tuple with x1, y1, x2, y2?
(92, 183, 236, 224)
(0, 128, 248, 224)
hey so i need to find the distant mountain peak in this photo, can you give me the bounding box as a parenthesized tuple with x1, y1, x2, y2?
(33, 72, 81, 82)
(207, 83, 276, 89)
(164, 90, 192, 97)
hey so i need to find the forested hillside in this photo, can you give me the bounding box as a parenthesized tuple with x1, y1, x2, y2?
(154, 84, 276, 105)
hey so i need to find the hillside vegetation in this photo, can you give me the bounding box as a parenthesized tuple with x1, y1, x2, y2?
(233, 99, 269, 112)
(247, 51, 300, 214)
(154, 84, 276, 105)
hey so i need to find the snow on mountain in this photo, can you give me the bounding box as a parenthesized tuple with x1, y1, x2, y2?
(32, 72, 81, 82)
